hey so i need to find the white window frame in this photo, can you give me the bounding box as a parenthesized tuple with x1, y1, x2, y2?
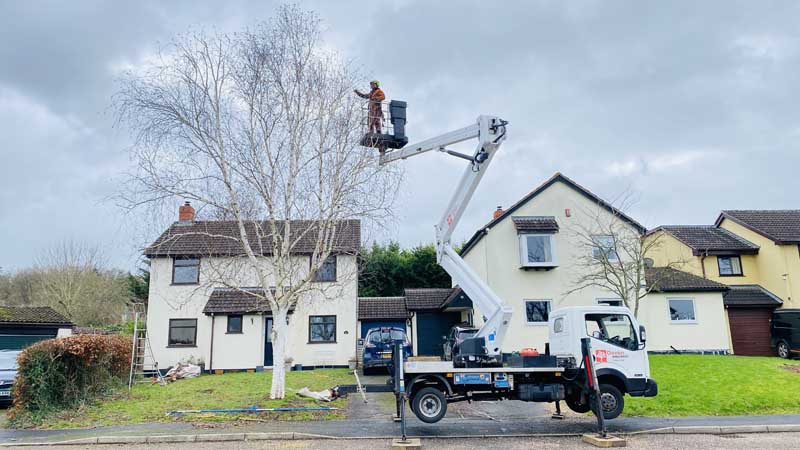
(591, 235, 619, 262)
(524, 299, 552, 326)
(596, 298, 623, 307)
(667, 297, 697, 324)
(518, 234, 558, 268)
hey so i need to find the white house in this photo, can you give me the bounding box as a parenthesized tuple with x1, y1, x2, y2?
(144, 203, 360, 371)
(459, 172, 731, 354)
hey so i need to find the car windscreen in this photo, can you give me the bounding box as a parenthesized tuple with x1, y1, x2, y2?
(457, 330, 477, 339)
(0, 351, 20, 370)
(367, 330, 407, 344)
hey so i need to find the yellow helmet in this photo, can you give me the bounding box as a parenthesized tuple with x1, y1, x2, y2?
(370, 79, 380, 87)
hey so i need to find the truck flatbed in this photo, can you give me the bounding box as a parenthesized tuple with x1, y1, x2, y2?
(404, 360, 562, 374)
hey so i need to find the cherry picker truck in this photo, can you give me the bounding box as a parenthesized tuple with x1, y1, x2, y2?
(335, 109, 658, 441)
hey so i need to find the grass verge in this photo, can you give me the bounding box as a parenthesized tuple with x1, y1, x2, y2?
(626, 354, 800, 416)
(18, 369, 354, 429)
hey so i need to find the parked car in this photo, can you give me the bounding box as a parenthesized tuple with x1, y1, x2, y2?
(362, 327, 412, 374)
(0, 350, 20, 403)
(772, 309, 800, 359)
(442, 324, 479, 361)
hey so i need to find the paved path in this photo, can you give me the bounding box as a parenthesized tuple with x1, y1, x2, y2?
(2, 392, 800, 445)
(4, 433, 800, 450)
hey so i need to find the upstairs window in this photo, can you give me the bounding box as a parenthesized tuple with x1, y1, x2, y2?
(591, 235, 619, 262)
(718, 256, 743, 276)
(172, 257, 200, 284)
(519, 234, 557, 267)
(313, 255, 337, 282)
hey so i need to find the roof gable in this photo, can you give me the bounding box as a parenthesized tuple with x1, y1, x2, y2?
(648, 225, 759, 255)
(461, 173, 646, 256)
(716, 210, 800, 244)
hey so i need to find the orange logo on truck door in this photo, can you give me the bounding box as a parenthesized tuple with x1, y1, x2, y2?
(594, 349, 608, 363)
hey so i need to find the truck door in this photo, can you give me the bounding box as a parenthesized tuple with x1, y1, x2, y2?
(584, 313, 649, 380)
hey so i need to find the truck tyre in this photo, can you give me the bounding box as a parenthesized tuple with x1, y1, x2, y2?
(777, 340, 791, 359)
(412, 387, 447, 423)
(565, 395, 591, 414)
(599, 384, 624, 420)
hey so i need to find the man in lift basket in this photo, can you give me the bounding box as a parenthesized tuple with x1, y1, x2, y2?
(354, 80, 386, 134)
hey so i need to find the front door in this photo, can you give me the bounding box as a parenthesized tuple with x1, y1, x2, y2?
(264, 318, 274, 366)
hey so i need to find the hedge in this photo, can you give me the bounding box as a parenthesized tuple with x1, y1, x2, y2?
(8, 334, 131, 425)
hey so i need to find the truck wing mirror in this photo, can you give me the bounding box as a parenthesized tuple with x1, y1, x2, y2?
(639, 325, 647, 348)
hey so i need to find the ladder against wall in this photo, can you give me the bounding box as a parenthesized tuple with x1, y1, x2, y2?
(128, 304, 166, 388)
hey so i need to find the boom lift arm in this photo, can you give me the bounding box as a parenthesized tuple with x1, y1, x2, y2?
(380, 116, 512, 363)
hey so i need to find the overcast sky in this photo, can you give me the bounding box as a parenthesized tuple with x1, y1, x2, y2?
(1, 1, 799, 272)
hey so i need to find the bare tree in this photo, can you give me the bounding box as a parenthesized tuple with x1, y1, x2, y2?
(116, 5, 399, 398)
(35, 241, 132, 326)
(565, 196, 687, 318)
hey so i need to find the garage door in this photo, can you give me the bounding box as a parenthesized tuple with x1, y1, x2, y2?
(0, 333, 56, 350)
(416, 312, 462, 357)
(360, 320, 406, 339)
(728, 308, 773, 356)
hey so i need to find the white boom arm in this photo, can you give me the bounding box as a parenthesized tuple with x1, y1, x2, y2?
(381, 115, 513, 357)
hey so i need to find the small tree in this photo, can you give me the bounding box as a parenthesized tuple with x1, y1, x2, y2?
(116, 5, 398, 398)
(565, 198, 686, 317)
(35, 241, 132, 326)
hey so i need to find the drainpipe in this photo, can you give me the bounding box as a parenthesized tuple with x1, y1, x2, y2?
(209, 314, 215, 373)
(700, 250, 708, 279)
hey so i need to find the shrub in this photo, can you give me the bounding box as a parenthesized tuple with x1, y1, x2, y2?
(8, 334, 131, 425)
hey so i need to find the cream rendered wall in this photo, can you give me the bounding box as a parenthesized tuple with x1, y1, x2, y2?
(147, 255, 358, 370)
(719, 219, 799, 308)
(461, 180, 639, 352)
(637, 292, 730, 352)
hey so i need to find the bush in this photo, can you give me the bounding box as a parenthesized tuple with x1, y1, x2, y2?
(8, 334, 131, 425)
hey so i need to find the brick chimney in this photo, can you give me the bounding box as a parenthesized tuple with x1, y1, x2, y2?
(179, 201, 195, 222)
(493, 206, 504, 219)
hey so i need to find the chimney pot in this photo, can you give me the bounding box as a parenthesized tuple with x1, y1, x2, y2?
(493, 206, 504, 219)
(179, 201, 195, 222)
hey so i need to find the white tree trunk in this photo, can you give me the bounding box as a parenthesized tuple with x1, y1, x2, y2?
(270, 307, 290, 399)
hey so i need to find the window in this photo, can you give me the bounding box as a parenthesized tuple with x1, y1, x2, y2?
(309, 315, 336, 343)
(597, 298, 623, 307)
(668, 298, 696, 322)
(718, 256, 743, 276)
(172, 257, 200, 284)
(519, 234, 556, 267)
(313, 255, 337, 282)
(585, 313, 637, 350)
(553, 318, 564, 333)
(525, 300, 551, 324)
(591, 235, 618, 261)
(168, 319, 197, 346)
(227, 315, 243, 333)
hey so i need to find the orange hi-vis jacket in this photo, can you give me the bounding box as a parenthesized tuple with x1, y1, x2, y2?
(368, 88, 385, 116)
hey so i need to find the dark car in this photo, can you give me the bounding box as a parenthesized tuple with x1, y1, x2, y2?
(362, 327, 412, 374)
(442, 324, 479, 361)
(772, 309, 800, 359)
(0, 350, 20, 404)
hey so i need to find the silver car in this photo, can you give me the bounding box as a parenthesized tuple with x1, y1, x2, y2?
(0, 350, 20, 402)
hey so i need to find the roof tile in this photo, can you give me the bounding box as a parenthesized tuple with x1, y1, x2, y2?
(723, 284, 783, 307)
(358, 297, 409, 320)
(145, 220, 360, 257)
(718, 210, 800, 244)
(404, 288, 455, 311)
(0, 307, 73, 325)
(652, 225, 759, 254)
(512, 216, 559, 233)
(646, 267, 728, 292)
(202, 288, 296, 315)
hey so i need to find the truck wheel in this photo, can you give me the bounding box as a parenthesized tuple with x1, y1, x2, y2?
(777, 340, 791, 359)
(412, 387, 447, 423)
(565, 395, 591, 414)
(599, 384, 624, 420)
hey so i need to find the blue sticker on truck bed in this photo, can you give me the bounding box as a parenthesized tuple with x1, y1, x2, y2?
(454, 373, 491, 384)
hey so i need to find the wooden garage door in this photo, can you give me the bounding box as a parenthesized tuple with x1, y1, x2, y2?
(728, 308, 773, 356)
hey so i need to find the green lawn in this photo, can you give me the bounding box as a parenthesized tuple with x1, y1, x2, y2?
(626, 354, 800, 416)
(31, 369, 355, 429)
